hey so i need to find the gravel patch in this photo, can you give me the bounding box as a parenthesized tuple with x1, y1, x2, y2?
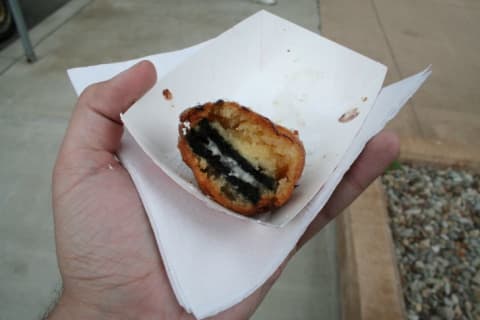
(382, 164, 480, 320)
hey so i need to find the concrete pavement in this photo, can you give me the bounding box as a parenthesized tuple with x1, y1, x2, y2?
(320, 0, 480, 147)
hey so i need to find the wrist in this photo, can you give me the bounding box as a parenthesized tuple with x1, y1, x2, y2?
(46, 289, 163, 320)
(46, 292, 107, 320)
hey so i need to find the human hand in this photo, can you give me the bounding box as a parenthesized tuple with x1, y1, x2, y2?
(48, 61, 399, 319)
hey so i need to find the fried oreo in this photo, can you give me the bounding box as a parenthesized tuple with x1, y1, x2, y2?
(178, 100, 305, 216)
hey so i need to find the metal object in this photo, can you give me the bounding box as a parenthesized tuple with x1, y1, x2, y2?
(6, 0, 36, 62)
(253, 0, 277, 5)
(0, 3, 6, 22)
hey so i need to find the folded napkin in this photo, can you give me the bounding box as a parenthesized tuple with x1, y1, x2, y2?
(68, 11, 430, 319)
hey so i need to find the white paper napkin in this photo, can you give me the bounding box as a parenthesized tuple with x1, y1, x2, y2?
(67, 11, 431, 319)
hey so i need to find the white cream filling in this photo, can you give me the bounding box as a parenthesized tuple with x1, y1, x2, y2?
(206, 139, 262, 188)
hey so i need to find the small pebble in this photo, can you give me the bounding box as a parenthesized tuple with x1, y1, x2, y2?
(444, 281, 451, 295)
(439, 306, 455, 320)
(473, 271, 480, 286)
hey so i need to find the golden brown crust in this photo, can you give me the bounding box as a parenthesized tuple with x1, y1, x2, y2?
(178, 100, 305, 216)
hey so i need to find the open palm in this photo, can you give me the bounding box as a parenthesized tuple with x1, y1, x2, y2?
(49, 61, 398, 319)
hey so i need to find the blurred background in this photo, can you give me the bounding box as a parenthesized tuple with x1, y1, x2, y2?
(0, 0, 69, 41)
(0, 0, 478, 319)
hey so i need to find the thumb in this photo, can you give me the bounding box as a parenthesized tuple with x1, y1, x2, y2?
(63, 60, 157, 154)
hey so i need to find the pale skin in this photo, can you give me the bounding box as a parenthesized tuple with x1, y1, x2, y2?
(48, 61, 399, 319)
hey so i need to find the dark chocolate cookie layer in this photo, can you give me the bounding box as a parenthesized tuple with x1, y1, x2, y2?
(185, 119, 277, 204)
